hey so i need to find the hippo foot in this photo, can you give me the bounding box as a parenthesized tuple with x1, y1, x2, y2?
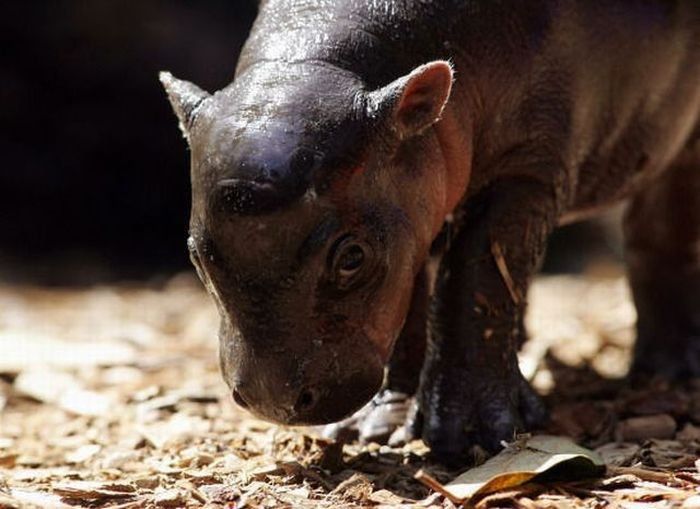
(321, 389, 413, 444)
(631, 331, 700, 380)
(407, 371, 547, 467)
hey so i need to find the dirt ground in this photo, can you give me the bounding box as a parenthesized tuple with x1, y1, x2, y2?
(1, 272, 699, 508)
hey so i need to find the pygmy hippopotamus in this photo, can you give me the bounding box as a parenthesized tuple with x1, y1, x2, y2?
(161, 0, 700, 465)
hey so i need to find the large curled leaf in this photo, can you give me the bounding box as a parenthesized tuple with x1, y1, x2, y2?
(418, 435, 605, 503)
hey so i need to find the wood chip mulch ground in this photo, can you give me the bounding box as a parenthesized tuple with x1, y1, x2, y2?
(0, 273, 699, 508)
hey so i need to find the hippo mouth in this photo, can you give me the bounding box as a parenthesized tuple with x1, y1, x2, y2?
(285, 368, 384, 425)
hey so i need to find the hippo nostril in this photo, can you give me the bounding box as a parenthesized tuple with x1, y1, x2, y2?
(232, 389, 250, 409)
(294, 387, 318, 413)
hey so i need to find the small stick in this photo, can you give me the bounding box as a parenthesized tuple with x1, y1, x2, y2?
(675, 472, 700, 485)
(491, 241, 522, 305)
(414, 470, 459, 504)
(607, 466, 671, 484)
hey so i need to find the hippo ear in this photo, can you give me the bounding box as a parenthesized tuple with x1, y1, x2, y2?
(159, 71, 211, 140)
(367, 60, 454, 139)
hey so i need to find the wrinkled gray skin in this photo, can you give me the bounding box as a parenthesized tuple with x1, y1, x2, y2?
(162, 0, 700, 466)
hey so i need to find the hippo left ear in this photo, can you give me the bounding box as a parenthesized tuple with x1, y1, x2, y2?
(367, 60, 454, 139)
(159, 71, 211, 141)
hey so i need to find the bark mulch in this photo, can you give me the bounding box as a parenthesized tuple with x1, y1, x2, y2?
(0, 274, 698, 508)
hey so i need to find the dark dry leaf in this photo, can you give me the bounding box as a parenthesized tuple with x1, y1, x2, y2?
(417, 436, 604, 504)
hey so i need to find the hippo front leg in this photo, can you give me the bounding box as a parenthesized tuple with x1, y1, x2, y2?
(410, 179, 557, 466)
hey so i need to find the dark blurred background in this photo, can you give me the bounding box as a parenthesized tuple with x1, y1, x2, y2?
(0, 1, 258, 284)
(0, 1, 621, 285)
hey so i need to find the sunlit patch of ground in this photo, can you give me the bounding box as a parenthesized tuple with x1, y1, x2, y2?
(0, 273, 699, 508)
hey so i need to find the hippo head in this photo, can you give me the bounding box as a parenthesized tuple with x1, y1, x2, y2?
(160, 60, 453, 425)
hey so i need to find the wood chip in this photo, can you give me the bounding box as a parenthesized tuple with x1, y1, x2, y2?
(153, 488, 186, 507)
(65, 444, 101, 464)
(13, 370, 113, 417)
(0, 454, 18, 469)
(53, 480, 136, 501)
(137, 414, 210, 449)
(9, 489, 72, 509)
(331, 473, 373, 501)
(0, 332, 136, 374)
(368, 489, 407, 505)
(683, 495, 700, 508)
(0, 493, 20, 509)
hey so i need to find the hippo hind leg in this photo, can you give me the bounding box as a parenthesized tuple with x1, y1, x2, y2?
(625, 151, 700, 379)
(322, 269, 427, 443)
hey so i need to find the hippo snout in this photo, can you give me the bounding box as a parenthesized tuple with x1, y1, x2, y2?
(224, 340, 385, 425)
(232, 383, 321, 415)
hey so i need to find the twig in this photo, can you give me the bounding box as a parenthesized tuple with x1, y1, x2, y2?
(607, 466, 671, 484)
(414, 469, 459, 504)
(491, 241, 522, 305)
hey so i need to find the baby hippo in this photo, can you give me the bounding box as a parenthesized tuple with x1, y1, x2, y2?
(162, 0, 700, 465)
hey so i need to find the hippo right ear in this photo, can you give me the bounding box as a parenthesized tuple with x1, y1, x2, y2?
(367, 61, 454, 139)
(159, 71, 211, 141)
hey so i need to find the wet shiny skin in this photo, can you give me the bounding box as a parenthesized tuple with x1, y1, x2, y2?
(163, 1, 700, 465)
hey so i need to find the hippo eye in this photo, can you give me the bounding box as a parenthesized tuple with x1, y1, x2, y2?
(338, 245, 365, 275)
(329, 235, 370, 288)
